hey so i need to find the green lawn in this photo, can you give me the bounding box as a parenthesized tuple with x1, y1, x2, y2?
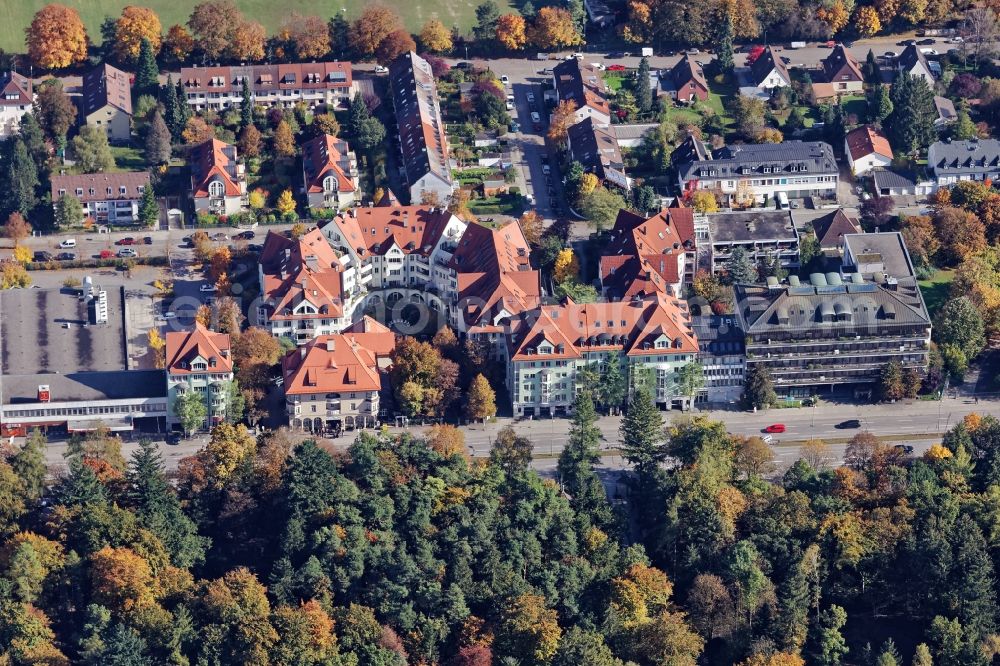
(110, 145, 148, 172)
(841, 95, 869, 123)
(918, 268, 956, 318)
(1, 0, 517, 53)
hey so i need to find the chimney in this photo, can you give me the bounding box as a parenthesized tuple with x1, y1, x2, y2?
(325, 337, 336, 352)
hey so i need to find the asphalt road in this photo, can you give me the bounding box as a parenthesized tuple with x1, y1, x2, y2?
(36, 394, 996, 477)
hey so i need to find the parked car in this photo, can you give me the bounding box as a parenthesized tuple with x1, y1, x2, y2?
(143, 236, 153, 245)
(898, 38, 917, 46)
(762, 434, 775, 444)
(199, 283, 217, 293)
(572, 52, 584, 59)
(764, 423, 786, 434)
(607, 51, 626, 58)
(210, 232, 228, 241)
(607, 64, 627, 72)
(114, 237, 135, 246)
(894, 444, 915, 454)
(500, 74, 510, 84)
(374, 65, 388, 74)
(530, 111, 541, 123)
(920, 48, 938, 55)
(917, 38, 936, 45)
(526, 91, 535, 103)
(248, 243, 263, 252)
(56, 252, 75, 261)
(542, 164, 551, 175)
(33, 251, 52, 262)
(161, 311, 177, 319)
(59, 238, 77, 248)
(117, 248, 137, 258)
(591, 62, 605, 70)
(99, 249, 114, 259)
(835, 419, 862, 429)
(883, 50, 898, 59)
(233, 230, 255, 240)
(509, 121, 521, 133)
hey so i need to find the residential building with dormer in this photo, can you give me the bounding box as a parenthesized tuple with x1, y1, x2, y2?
(165, 323, 234, 431)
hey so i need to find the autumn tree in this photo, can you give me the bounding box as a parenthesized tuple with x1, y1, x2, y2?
(350, 5, 404, 57)
(427, 424, 467, 458)
(489, 426, 533, 474)
(934, 207, 986, 265)
(854, 6, 882, 36)
(376, 29, 417, 65)
(273, 120, 296, 158)
(530, 7, 583, 48)
(26, 4, 89, 69)
(553, 248, 579, 283)
(198, 568, 278, 663)
(231, 20, 266, 62)
(390, 337, 459, 417)
(496, 594, 562, 663)
(163, 24, 194, 63)
(33, 80, 75, 149)
(548, 99, 579, 145)
(280, 13, 331, 59)
(420, 19, 453, 53)
(465, 374, 497, 422)
(183, 117, 214, 145)
(114, 6, 162, 63)
(4, 213, 32, 244)
(496, 14, 528, 50)
(187, 0, 242, 60)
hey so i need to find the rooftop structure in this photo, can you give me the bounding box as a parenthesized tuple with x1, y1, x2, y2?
(190, 138, 247, 216)
(180, 61, 354, 111)
(301, 133, 358, 210)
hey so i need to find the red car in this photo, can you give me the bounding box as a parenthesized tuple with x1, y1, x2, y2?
(115, 237, 135, 246)
(764, 424, 786, 434)
(99, 249, 114, 259)
(607, 64, 626, 72)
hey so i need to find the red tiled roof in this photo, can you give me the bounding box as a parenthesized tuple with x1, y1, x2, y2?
(259, 228, 346, 320)
(302, 133, 355, 194)
(322, 205, 460, 257)
(507, 292, 698, 362)
(281, 329, 395, 395)
(599, 208, 694, 297)
(846, 125, 893, 161)
(190, 139, 243, 198)
(165, 322, 232, 374)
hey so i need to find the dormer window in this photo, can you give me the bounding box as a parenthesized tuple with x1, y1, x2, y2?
(323, 175, 336, 192)
(209, 180, 225, 197)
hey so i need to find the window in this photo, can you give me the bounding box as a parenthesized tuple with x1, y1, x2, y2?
(208, 181, 225, 197)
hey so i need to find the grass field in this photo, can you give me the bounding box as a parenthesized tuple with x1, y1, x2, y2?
(0, 0, 518, 54)
(918, 268, 955, 317)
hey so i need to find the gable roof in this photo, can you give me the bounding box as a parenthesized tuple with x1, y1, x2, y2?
(927, 139, 1000, 174)
(821, 44, 864, 83)
(0, 71, 32, 107)
(322, 205, 462, 257)
(51, 171, 150, 204)
(181, 61, 352, 94)
(600, 208, 695, 298)
(567, 117, 624, 180)
(676, 140, 838, 181)
(302, 133, 355, 194)
(190, 139, 243, 198)
(750, 46, 789, 87)
(165, 322, 232, 374)
(668, 56, 708, 92)
(810, 209, 862, 249)
(552, 58, 611, 118)
(846, 125, 893, 162)
(898, 45, 931, 74)
(934, 95, 957, 123)
(259, 228, 346, 320)
(81, 63, 132, 117)
(389, 51, 452, 191)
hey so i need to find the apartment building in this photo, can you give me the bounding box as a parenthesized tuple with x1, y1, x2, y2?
(301, 133, 359, 211)
(674, 137, 839, 204)
(703, 209, 800, 275)
(165, 323, 234, 431)
(320, 205, 467, 303)
(180, 62, 355, 112)
(281, 317, 395, 433)
(504, 293, 699, 416)
(389, 52, 455, 204)
(257, 228, 356, 343)
(0, 70, 33, 138)
(567, 117, 630, 190)
(734, 232, 931, 397)
(599, 207, 696, 299)
(80, 63, 132, 143)
(927, 139, 1000, 188)
(50, 171, 151, 225)
(190, 139, 247, 216)
(552, 58, 612, 127)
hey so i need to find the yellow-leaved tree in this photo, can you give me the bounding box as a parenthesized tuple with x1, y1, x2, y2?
(277, 190, 297, 216)
(553, 248, 579, 284)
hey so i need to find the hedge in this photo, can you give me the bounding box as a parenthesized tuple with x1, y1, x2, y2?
(26, 256, 170, 271)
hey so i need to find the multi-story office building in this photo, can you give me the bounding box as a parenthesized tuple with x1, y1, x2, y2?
(180, 62, 355, 112)
(280, 317, 395, 433)
(165, 324, 234, 431)
(51, 172, 151, 225)
(504, 293, 699, 417)
(734, 232, 932, 397)
(691, 315, 745, 404)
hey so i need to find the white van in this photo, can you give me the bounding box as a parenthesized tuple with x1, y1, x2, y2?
(59, 238, 77, 248)
(777, 192, 790, 210)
